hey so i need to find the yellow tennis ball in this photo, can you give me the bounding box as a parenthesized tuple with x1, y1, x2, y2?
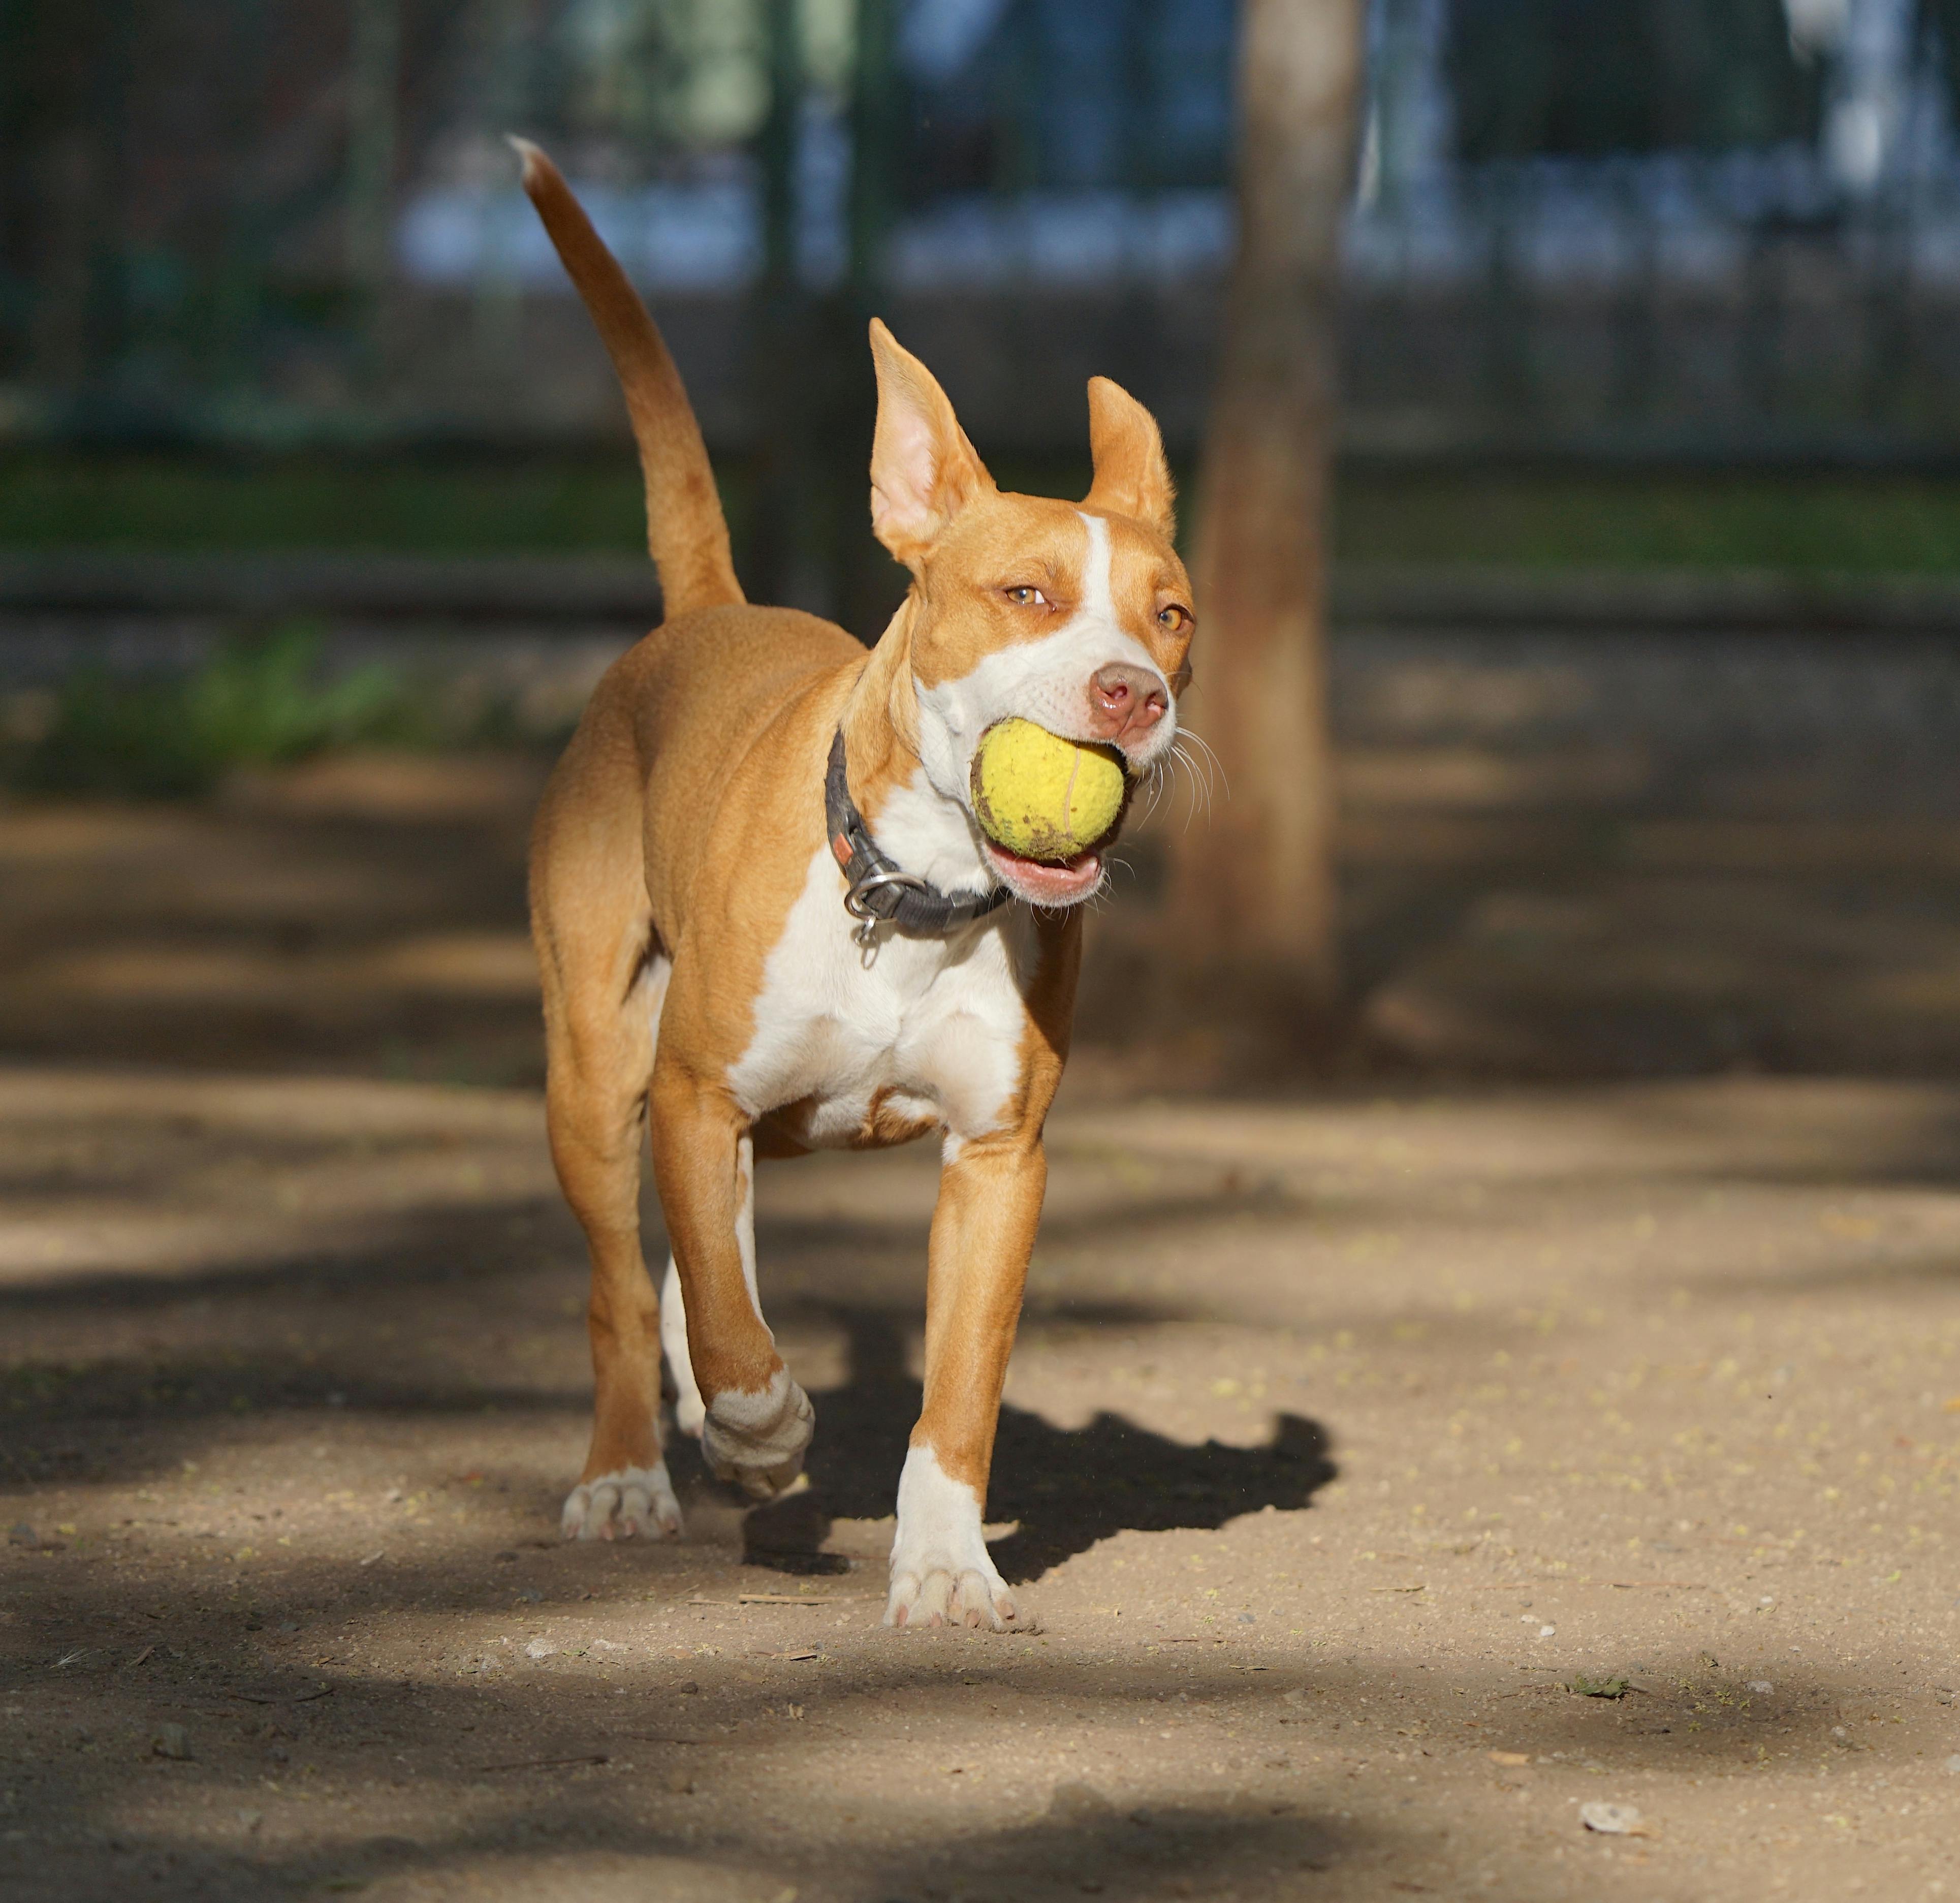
(970, 718, 1127, 860)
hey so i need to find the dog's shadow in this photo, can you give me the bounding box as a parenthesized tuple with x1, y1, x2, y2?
(725, 1306, 1336, 1584)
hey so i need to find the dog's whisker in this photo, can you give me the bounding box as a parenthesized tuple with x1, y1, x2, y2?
(1179, 727, 1228, 802)
(1173, 738, 1215, 813)
(1166, 738, 1214, 829)
(1163, 747, 1193, 829)
(1187, 742, 1222, 817)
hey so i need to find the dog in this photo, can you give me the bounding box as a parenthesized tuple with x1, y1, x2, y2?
(515, 141, 1194, 1628)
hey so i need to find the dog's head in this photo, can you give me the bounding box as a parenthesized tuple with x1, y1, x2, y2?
(865, 320, 1193, 908)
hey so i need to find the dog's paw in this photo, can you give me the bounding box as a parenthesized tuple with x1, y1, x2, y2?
(886, 1564, 1017, 1631)
(561, 1462, 683, 1541)
(883, 1443, 1016, 1630)
(673, 1388, 706, 1440)
(701, 1370, 813, 1502)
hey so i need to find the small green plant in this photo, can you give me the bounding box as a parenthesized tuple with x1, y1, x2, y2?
(1566, 1674, 1631, 1699)
(9, 623, 422, 797)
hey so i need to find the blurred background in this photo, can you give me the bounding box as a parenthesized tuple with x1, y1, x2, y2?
(15, 17, 1960, 1891)
(4, 0, 1960, 1086)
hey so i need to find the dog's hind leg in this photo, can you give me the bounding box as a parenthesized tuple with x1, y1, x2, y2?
(544, 943, 682, 1540)
(534, 770, 682, 1541)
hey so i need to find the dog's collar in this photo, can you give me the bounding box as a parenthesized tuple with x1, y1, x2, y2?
(826, 730, 1010, 946)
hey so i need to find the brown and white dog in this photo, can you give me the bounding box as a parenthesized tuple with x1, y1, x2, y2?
(516, 142, 1194, 1629)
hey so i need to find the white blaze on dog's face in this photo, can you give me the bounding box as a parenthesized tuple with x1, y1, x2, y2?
(866, 320, 1194, 907)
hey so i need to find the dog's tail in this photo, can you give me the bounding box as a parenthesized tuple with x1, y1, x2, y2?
(512, 138, 743, 617)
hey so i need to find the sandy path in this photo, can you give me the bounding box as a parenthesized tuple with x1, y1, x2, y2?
(4, 1064, 1956, 1900)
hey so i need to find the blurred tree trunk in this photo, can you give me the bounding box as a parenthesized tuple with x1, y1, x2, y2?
(1165, 0, 1366, 1056)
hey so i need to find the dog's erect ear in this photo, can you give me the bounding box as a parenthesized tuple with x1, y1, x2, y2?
(868, 318, 994, 569)
(1082, 377, 1176, 542)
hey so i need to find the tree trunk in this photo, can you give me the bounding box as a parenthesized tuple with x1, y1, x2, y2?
(1165, 0, 1365, 1051)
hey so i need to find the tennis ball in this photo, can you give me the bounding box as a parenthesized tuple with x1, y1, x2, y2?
(969, 718, 1127, 860)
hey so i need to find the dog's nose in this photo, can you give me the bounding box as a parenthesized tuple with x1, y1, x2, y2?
(1088, 664, 1168, 743)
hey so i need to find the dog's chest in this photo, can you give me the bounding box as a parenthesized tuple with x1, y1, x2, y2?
(724, 846, 1031, 1147)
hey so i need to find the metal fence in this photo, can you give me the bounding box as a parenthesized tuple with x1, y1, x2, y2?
(9, 0, 1960, 458)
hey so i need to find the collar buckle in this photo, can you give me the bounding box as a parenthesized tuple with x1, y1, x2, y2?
(825, 728, 1008, 942)
(843, 865, 931, 945)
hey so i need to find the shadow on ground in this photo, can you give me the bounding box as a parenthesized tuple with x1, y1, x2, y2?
(0, 1547, 1874, 1903)
(738, 1307, 1336, 1583)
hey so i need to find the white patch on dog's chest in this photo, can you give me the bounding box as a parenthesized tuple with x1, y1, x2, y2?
(725, 843, 1034, 1147)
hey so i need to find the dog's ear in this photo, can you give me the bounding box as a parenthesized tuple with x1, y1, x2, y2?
(1083, 377, 1175, 542)
(868, 319, 994, 569)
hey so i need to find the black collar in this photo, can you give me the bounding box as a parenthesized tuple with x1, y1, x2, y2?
(825, 730, 1010, 944)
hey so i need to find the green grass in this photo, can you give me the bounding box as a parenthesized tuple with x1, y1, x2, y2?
(6, 625, 479, 797)
(7, 450, 1960, 576)
(1333, 467, 1960, 575)
(0, 451, 653, 557)
(13, 451, 1959, 800)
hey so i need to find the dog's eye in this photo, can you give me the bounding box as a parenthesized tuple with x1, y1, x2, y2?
(1004, 586, 1047, 607)
(1157, 604, 1191, 632)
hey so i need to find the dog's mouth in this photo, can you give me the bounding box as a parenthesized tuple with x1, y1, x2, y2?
(982, 836, 1105, 907)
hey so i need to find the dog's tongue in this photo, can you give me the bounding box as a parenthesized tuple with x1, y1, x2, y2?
(984, 838, 1103, 906)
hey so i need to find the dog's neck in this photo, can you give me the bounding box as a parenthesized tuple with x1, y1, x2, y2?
(839, 594, 995, 900)
(840, 594, 923, 798)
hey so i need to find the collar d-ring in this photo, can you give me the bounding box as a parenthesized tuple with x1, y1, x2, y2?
(824, 730, 1010, 941)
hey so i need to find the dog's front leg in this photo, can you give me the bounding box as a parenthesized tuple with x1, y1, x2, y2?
(649, 1057, 813, 1501)
(887, 1134, 1046, 1630)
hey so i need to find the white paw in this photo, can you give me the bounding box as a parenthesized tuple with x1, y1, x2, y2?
(659, 1255, 706, 1440)
(560, 1462, 683, 1542)
(886, 1564, 1017, 1631)
(883, 1444, 1017, 1631)
(701, 1368, 814, 1501)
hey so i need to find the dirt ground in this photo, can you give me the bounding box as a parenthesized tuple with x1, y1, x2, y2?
(3, 753, 1959, 1902)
